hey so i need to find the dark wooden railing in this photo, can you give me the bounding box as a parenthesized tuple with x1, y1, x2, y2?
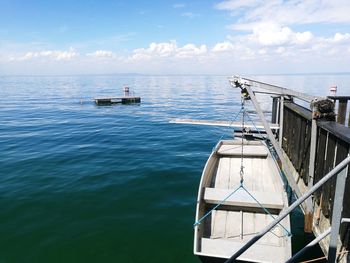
(328, 96, 350, 126)
(278, 101, 350, 248)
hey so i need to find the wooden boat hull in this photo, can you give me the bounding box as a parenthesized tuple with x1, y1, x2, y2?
(194, 140, 292, 263)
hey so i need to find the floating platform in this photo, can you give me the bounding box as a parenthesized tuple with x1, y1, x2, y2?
(94, 97, 141, 105)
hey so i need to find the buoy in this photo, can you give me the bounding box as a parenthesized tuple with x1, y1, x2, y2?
(124, 86, 130, 97)
(330, 85, 337, 95)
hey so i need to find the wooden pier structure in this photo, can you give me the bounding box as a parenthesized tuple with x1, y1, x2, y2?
(273, 95, 350, 262)
(94, 96, 141, 105)
(94, 86, 141, 105)
(231, 77, 350, 262)
(174, 77, 350, 262)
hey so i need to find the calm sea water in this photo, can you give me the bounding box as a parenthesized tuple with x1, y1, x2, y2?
(1, 74, 349, 262)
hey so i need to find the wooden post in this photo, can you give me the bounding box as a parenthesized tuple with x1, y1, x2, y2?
(279, 97, 284, 148)
(272, 97, 278, 124)
(337, 99, 348, 124)
(305, 106, 317, 233)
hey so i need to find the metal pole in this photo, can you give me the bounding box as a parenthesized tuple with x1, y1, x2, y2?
(286, 228, 331, 263)
(231, 77, 322, 102)
(288, 219, 350, 263)
(244, 85, 304, 200)
(224, 155, 350, 263)
(328, 165, 348, 262)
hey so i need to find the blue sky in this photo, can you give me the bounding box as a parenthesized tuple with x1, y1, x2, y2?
(1, 0, 349, 75)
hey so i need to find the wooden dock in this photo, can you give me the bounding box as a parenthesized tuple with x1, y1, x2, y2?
(224, 76, 350, 262)
(169, 76, 350, 262)
(94, 96, 141, 105)
(273, 96, 350, 262)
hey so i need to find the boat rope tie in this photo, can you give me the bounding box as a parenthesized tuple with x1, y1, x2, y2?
(193, 183, 291, 237)
(196, 98, 291, 237)
(193, 184, 242, 227)
(213, 106, 245, 152)
(241, 185, 292, 237)
(242, 100, 291, 237)
(240, 98, 245, 184)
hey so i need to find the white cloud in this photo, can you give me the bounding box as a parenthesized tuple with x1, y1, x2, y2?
(131, 41, 207, 61)
(330, 33, 350, 43)
(20, 47, 77, 61)
(258, 48, 267, 55)
(1, 34, 349, 75)
(217, 0, 350, 28)
(86, 50, 117, 58)
(275, 47, 286, 54)
(212, 41, 235, 52)
(176, 44, 207, 58)
(215, 0, 260, 10)
(247, 23, 313, 46)
(295, 31, 313, 44)
(250, 23, 293, 46)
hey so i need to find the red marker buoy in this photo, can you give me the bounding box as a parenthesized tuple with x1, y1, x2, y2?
(330, 85, 337, 95)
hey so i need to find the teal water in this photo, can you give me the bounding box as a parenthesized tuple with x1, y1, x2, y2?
(0, 75, 349, 262)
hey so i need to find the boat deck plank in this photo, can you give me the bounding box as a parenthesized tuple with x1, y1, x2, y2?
(216, 158, 231, 189)
(216, 156, 278, 193)
(201, 237, 286, 263)
(210, 211, 286, 246)
(211, 210, 227, 238)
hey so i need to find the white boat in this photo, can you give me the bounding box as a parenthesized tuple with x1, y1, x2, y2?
(194, 139, 292, 263)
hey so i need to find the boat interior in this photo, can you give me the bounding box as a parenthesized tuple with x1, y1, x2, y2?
(195, 140, 291, 263)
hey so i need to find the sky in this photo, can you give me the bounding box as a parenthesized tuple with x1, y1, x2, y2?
(0, 0, 349, 75)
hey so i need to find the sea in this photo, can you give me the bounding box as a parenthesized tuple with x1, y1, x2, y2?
(0, 74, 349, 262)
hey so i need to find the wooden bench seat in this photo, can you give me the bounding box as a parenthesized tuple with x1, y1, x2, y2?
(204, 187, 284, 210)
(217, 145, 268, 158)
(201, 237, 287, 263)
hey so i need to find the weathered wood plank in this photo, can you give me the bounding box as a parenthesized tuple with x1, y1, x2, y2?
(322, 133, 336, 218)
(217, 144, 268, 157)
(204, 188, 284, 210)
(284, 102, 312, 120)
(317, 121, 350, 144)
(337, 99, 348, 124)
(314, 128, 327, 202)
(170, 119, 280, 130)
(271, 97, 278, 124)
(94, 96, 141, 105)
(328, 96, 350, 100)
(201, 237, 287, 262)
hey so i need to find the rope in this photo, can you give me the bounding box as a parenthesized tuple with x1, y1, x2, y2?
(244, 109, 266, 139)
(240, 98, 245, 184)
(241, 185, 292, 237)
(196, 95, 292, 239)
(214, 106, 244, 151)
(299, 250, 348, 263)
(193, 184, 242, 227)
(197, 102, 247, 227)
